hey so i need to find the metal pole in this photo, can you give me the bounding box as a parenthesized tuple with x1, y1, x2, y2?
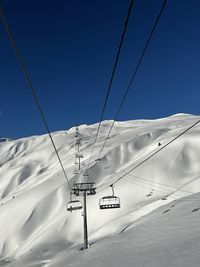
(77, 143, 81, 170)
(83, 190, 89, 249)
(78, 156, 81, 170)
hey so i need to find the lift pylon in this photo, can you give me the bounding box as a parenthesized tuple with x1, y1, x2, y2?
(67, 126, 96, 249)
(72, 182, 96, 249)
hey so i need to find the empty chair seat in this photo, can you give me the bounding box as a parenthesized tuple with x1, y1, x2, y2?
(67, 200, 82, 212)
(99, 196, 120, 209)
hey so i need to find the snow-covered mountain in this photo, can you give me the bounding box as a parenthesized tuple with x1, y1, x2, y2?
(1, 114, 200, 267)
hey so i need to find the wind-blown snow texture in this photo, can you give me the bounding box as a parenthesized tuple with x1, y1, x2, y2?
(1, 114, 200, 267)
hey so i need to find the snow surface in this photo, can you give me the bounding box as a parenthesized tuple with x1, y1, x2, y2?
(1, 114, 200, 266)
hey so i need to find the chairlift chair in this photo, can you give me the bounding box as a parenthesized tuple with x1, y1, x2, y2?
(76, 153, 83, 158)
(67, 200, 82, 212)
(99, 185, 120, 209)
(67, 193, 82, 212)
(76, 139, 81, 145)
(99, 195, 120, 209)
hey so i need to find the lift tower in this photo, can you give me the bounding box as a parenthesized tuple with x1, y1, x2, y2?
(69, 126, 96, 249)
(74, 126, 83, 172)
(72, 182, 96, 249)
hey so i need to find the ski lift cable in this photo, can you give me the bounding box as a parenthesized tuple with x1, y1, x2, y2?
(116, 167, 194, 196)
(96, 118, 200, 193)
(125, 172, 194, 195)
(86, 0, 135, 170)
(123, 176, 192, 198)
(123, 165, 200, 199)
(168, 171, 200, 197)
(0, 5, 72, 190)
(96, 0, 168, 161)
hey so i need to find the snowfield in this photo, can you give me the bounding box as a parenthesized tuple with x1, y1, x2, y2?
(0, 113, 200, 266)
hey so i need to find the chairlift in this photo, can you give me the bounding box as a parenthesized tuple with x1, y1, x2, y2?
(67, 198, 82, 212)
(162, 194, 168, 200)
(146, 189, 154, 197)
(95, 158, 102, 162)
(76, 153, 83, 158)
(99, 185, 120, 209)
(76, 139, 81, 145)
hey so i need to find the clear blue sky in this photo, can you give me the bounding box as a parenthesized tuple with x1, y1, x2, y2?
(0, 0, 200, 139)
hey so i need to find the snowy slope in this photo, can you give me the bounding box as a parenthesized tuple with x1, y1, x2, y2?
(0, 113, 200, 266)
(47, 193, 200, 267)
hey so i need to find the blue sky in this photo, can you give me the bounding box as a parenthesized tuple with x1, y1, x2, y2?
(0, 0, 200, 139)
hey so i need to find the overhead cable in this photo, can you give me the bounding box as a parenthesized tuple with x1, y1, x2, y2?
(87, 0, 135, 168)
(97, 0, 168, 160)
(0, 5, 71, 190)
(96, 117, 200, 193)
